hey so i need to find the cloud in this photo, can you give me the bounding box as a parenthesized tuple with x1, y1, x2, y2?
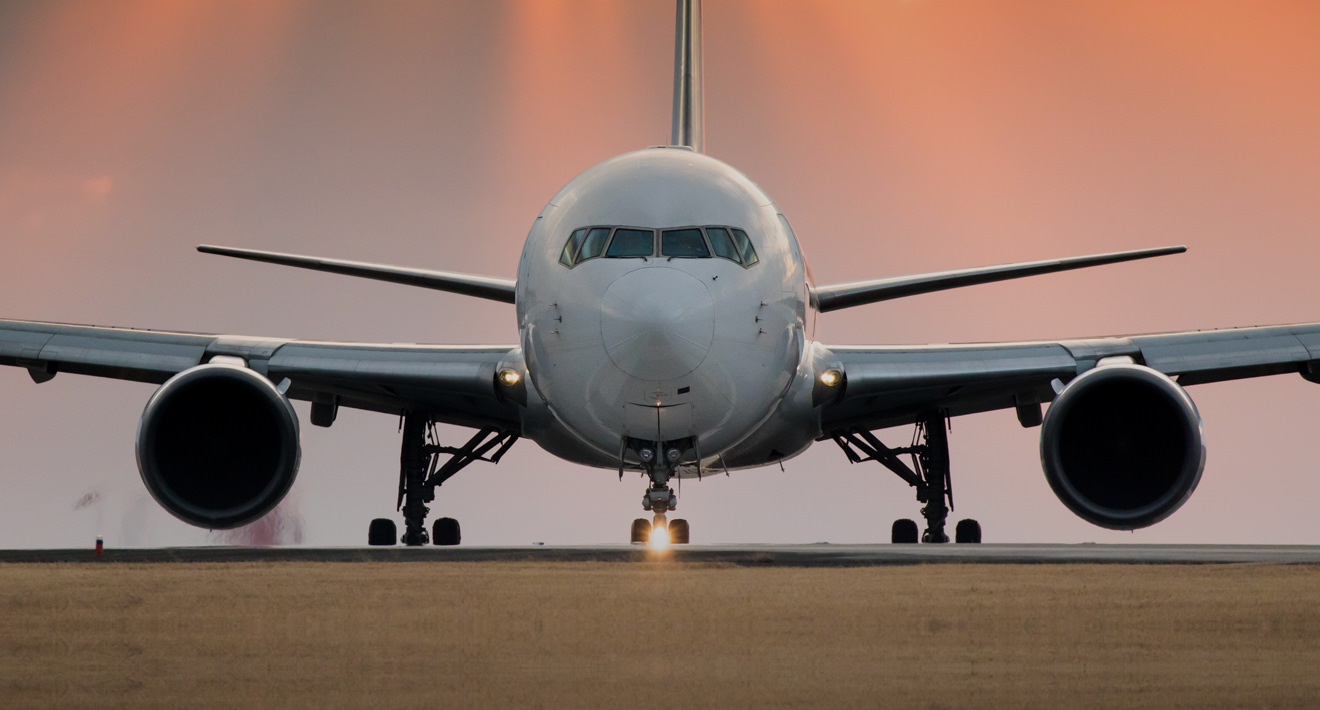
(83, 175, 114, 203)
(0, 167, 115, 238)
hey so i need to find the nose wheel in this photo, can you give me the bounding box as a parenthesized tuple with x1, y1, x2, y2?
(630, 518, 651, 543)
(630, 515, 690, 545)
(634, 478, 689, 545)
(626, 437, 695, 545)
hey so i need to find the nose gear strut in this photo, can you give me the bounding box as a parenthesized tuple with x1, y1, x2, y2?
(624, 436, 691, 544)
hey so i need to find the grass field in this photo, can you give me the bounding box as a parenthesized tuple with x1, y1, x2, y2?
(2, 561, 1318, 708)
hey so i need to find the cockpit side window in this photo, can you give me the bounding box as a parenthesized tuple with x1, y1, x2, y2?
(559, 228, 587, 267)
(705, 227, 742, 264)
(731, 228, 759, 266)
(577, 227, 611, 262)
(606, 228, 656, 257)
(661, 228, 710, 258)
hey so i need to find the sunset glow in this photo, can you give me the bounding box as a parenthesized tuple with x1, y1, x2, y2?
(2, 1, 1320, 547)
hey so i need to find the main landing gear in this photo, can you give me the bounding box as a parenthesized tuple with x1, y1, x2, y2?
(832, 412, 981, 544)
(625, 437, 693, 545)
(368, 412, 518, 547)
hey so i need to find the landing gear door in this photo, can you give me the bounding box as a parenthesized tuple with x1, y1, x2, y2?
(623, 403, 694, 442)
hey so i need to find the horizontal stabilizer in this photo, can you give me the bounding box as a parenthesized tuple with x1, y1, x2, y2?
(198, 245, 516, 304)
(812, 245, 1186, 313)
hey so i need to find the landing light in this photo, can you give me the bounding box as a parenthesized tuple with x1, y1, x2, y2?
(497, 369, 521, 386)
(650, 524, 670, 550)
(819, 369, 843, 387)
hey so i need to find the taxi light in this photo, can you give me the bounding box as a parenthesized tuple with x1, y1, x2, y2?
(819, 369, 843, 387)
(497, 369, 521, 386)
(650, 523, 670, 550)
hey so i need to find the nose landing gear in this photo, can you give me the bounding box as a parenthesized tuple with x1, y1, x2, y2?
(641, 482, 677, 516)
(626, 437, 692, 545)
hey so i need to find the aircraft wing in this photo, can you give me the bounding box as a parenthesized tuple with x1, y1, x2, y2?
(0, 318, 521, 431)
(821, 322, 1320, 434)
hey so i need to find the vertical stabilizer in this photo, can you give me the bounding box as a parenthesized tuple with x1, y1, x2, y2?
(670, 0, 703, 152)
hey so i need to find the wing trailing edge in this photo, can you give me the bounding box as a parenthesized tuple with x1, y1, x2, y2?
(811, 245, 1186, 313)
(198, 245, 516, 304)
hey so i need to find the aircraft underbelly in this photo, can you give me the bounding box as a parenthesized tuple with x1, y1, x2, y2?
(623, 402, 694, 442)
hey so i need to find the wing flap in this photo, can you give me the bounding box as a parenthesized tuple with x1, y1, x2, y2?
(0, 320, 211, 384)
(0, 318, 521, 430)
(1131, 327, 1315, 384)
(269, 342, 504, 397)
(835, 343, 1077, 393)
(825, 343, 1079, 431)
(0, 327, 54, 363)
(822, 322, 1320, 434)
(268, 342, 518, 429)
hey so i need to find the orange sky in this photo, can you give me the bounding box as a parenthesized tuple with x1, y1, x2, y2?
(2, 0, 1320, 546)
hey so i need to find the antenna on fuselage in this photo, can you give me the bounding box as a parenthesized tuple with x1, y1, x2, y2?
(670, 0, 703, 152)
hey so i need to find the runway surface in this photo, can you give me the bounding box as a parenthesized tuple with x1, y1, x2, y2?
(5, 543, 1320, 565)
(5, 547, 1318, 708)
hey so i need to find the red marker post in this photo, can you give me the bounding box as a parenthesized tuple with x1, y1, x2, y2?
(95, 537, 103, 557)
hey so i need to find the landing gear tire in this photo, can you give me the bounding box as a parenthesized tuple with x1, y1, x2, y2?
(892, 518, 919, 544)
(836, 414, 959, 546)
(669, 518, 690, 544)
(368, 518, 397, 546)
(630, 518, 651, 544)
(432, 517, 461, 546)
(955, 518, 981, 544)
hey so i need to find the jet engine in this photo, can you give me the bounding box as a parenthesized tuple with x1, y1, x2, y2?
(136, 363, 301, 529)
(1040, 363, 1204, 530)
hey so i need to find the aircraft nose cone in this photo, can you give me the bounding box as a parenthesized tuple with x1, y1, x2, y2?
(601, 267, 714, 381)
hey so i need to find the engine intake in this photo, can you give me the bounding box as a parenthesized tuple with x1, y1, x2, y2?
(136, 364, 300, 529)
(1040, 363, 1204, 530)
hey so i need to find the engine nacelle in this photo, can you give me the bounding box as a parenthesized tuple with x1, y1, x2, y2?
(136, 363, 301, 529)
(1040, 363, 1204, 530)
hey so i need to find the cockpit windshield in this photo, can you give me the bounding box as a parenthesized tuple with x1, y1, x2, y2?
(606, 229, 655, 257)
(558, 225, 758, 268)
(661, 229, 710, 258)
(731, 228, 759, 266)
(578, 227, 610, 261)
(705, 227, 740, 263)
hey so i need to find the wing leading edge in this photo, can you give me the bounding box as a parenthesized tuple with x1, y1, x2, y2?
(197, 245, 516, 304)
(821, 322, 1320, 434)
(0, 318, 521, 431)
(812, 246, 1185, 313)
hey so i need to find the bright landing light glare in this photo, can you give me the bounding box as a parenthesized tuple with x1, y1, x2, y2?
(650, 524, 670, 550)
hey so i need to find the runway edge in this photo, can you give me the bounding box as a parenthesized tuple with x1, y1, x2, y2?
(5, 544, 1320, 566)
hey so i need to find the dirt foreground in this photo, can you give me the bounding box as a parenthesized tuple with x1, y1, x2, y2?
(2, 561, 1318, 709)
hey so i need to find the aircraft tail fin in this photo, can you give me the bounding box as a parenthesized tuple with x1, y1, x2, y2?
(670, 0, 703, 152)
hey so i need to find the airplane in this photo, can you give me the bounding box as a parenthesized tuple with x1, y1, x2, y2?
(3, 0, 1318, 547)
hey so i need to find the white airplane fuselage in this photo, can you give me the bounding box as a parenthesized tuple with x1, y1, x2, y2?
(516, 147, 824, 474)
